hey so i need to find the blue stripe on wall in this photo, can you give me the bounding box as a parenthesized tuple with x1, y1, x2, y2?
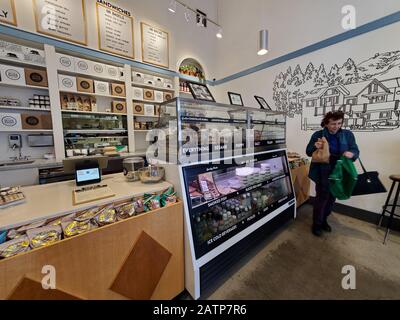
(211, 10, 400, 86)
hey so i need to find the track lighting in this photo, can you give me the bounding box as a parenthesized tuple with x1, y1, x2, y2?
(168, 0, 177, 13)
(257, 29, 269, 55)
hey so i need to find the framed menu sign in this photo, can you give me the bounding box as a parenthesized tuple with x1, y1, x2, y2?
(96, 0, 134, 59)
(141, 22, 169, 69)
(33, 0, 87, 45)
(0, 0, 17, 26)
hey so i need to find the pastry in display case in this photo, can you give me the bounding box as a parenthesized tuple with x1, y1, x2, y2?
(180, 149, 294, 259)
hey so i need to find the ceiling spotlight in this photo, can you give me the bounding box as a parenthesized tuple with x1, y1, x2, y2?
(257, 29, 269, 55)
(168, 0, 177, 13)
(216, 27, 223, 38)
(184, 7, 190, 22)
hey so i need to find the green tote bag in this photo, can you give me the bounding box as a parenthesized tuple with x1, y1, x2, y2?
(329, 156, 358, 200)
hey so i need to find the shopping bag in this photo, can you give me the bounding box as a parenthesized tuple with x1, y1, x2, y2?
(329, 156, 358, 200)
(352, 158, 387, 196)
(311, 136, 330, 163)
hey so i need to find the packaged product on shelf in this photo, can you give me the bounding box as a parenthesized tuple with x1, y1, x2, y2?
(111, 83, 126, 97)
(161, 187, 177, 207)
(74, 206, 102, 222)
(133, 87, 144, 100)
(90, 97, 97, 112)
(24, 68, 48, 87)
(46, 216, 63, 226)
(6, 229, 24, 240)
(17, 219, 47, 233)
(67, 94, 77, 110)
(77, 77, 94, 93)
(132, 71, 144, 84)
(133, 197, 145, 214)
(76, 96, 84, 111)
(154, 90, 163, 103)
(91, 62, 106, 78)
(75, 58, 90, 74)
(144, 194, 161, 211)
(94, 205, 117, 226)
(58, 74, 77, 92)
(0, 64, 26, 85)
(82, 96, 92, 111)
(0, 236, 31, 259)
(115, 202, 135, 220)
(61, 220, 96, 238)
(56, 53, 75, 72)
(94, 80, 110, 95)
(27, 225, 62, 249)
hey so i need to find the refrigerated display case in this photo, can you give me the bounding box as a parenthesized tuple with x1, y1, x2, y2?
(175, 148, 296, 299)
(156, 98, 286, 163)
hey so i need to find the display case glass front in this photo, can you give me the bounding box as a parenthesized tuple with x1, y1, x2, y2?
(157, 98, 286, 163)
(181, 149, 294, 259)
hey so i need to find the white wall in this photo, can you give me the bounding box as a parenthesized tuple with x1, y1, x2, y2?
(213, 0, 400, 213)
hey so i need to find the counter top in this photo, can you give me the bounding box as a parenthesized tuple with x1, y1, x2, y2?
(0, 173, 172, 231)
(0, 151, 149, 172)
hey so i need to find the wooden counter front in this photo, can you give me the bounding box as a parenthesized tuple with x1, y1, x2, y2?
(0, 201, 184, 300)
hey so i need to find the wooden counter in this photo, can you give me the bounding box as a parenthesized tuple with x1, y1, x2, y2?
(0, 174, 184, 300)
(0, 173, 172, 231)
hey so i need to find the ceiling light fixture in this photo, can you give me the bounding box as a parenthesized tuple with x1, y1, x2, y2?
(168, 0, 177, 13)
(257, 29, 269, 55)
(216, 27, 223, 38)
(184, 6, 190, 22)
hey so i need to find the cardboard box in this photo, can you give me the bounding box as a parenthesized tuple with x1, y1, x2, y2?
(118, 67, 125, 81)
(94, 80, 110, 95)
(133, 103, 144, 115)
(112, 101, 127, 114)
(91, 62, 107, 77)
(163, 92, 174, 102)
(58, 75, 77, 92)
(56, 53, 75, 72)
(75, 58, 91, 74)
(40, 114, 53, 129)
(132, 87, 143, 100)
(21, 113, 43, 129)
(0, 113, 22, 131)
(77, 77, 94, 93)
(144, 104, 155, 116)
(0, 64, 26, 85)
(25, 68, 48, 87)
(143, 89, 154, 101)
(154, 90, 164, 103)
(106, 65, 119, 80)
(132, 71, 144, 84)
(111, 83, 126, 97)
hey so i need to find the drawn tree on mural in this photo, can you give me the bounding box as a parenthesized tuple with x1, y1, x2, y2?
(272, 50, 400, 117)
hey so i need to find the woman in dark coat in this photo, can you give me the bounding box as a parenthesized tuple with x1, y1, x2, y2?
(306, 111, 360, 237)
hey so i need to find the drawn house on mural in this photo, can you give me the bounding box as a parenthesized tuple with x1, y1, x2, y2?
(301, 78, 400, 131)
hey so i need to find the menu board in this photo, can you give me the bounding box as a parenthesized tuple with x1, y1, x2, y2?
(0, 0, 17, 25)
(33, 0, 87, 45)
(96, 0, 134, 59)
(141, 22, 169, 68)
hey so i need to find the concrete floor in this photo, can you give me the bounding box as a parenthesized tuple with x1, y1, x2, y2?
(205, 204, 400, 300)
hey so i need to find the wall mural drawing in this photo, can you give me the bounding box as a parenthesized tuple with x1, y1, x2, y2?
(272, 51, 400, 131)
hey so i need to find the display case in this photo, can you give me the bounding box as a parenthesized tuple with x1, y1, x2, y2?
(181, 149, 294, 259)
(156, 98, 286, 163)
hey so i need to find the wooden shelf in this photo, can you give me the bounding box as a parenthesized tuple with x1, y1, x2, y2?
(61, 110, 126, 116)
(132, 82, 174, 92)
(58, 70, 125, 84)
(0, 56, 46, 69)
(0, 82, 49, 91)
(0, 106, 50, 112)
(60, 90, 126, 99)
(133, 99, 163, 104)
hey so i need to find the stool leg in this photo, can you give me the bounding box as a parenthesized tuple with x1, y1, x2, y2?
(378, 181, 396, 226)
(383, 182, 400, 244)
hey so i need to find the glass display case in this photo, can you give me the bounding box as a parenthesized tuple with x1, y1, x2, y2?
(62, 112, 128, 157)
(180, 149, 294, 259)
(157, 98, 286, 163)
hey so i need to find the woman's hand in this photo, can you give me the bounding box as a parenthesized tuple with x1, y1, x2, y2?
(314, 138, 323, 149)
(343, 151, 354, 159)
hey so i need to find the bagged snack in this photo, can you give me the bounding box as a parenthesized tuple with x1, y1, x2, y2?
(27, 225, 62, 249)
(94, 205, 116, 226)
(17, 220, 47, 233)
(115, 202, 135, 220)
(46, 216, 63, 226)
(161, 187, 177, 207)
(148, 195, 161, 211)
(0, 236, 31, 259)
(74, 206, 101, 222)
(133, 198, 145, 214)
(61, 220, 95, 238)
(6, 229, 24, 240)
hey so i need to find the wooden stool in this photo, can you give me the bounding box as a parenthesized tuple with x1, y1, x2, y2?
(378, 175, 400, 244)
